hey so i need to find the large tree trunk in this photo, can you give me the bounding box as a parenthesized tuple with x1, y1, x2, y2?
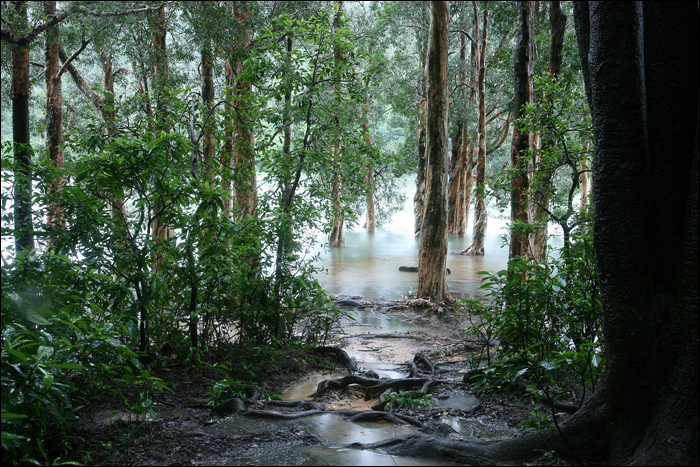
(10, 1, 34, 254)
(508, 1, 534, 260)
(417, 1, 451, 303)
(461, 4, 488, 256)
(574, 2, 699, 463)
(328, 0, 345, 247)
(44, 1, 65, 234)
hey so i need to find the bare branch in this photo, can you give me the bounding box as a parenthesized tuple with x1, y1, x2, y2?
(59, 43, 105, 111)
(56, 39, 90, 80)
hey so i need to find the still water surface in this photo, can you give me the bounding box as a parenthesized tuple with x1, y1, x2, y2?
(310, 179, 562, 300)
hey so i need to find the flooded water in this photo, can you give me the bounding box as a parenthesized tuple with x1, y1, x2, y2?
(207, 413, 460, 466)
(310, 177, 563, 299)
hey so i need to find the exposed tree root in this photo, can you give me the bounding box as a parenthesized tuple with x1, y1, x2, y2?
(315, 346, 358, 373)
(344, 386, 609, 465)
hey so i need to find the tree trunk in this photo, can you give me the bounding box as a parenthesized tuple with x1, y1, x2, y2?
(531, 0, 567, 263)
(448, 33, 468, 237)
(150, 6, 171, 245)
(461, 5, 488, 256)
(44, 1, 65, 233)
(201, 48, 216, 181)
(417, 1, 451, 303)
(508, 1, 534, 261)
(580, 139, 590, 209)
(363, 121, 376, 233)
(447, 122, 465, 235)
(10, 1, 34, 254)
(574, 2, 699, 464)
(232, 2, 257, 221)
(414, 98, 427, 237)
(462, 142, 476, 236)
(328, 0, 345, 247)
(222, 58, 234, 219)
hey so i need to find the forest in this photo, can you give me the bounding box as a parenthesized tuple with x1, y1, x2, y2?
(1, 1, 697, 465)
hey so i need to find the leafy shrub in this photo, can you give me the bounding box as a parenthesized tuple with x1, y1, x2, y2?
(462, 229, 604, 404)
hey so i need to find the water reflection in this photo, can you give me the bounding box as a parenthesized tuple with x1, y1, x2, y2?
(285, 175, 564, 299)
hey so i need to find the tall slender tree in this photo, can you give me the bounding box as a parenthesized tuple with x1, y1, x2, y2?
(328, 0, 345, 247)
(508, 1, 534, 260)
(7, 1, 33, 254)
(44, 1, 65, 233)
(418, 0, 451, 303)
(231, 1, 257, 220)
(461, 2, 488, 256)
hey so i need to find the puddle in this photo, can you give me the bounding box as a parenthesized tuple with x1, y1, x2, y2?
(340, 310, 453, 337)
(435, 393, 480, 411)
(227, 445, 461, 466)
(361, 362, 407, 379)
(206, 413, 415, 445)
(281, 372, 345, 400)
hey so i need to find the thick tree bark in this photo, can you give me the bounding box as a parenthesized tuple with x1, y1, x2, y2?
(417, 1, 451, 303)
(461, 4, 488, 256)
(508, 1, 534, 261)
(44, 1, 65, 233)
(10, 1, 34, 254)
(328, 0, 345, 247)
(574, 2, 699, 464)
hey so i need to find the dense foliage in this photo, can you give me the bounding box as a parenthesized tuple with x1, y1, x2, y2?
(1, 2, 601, 464)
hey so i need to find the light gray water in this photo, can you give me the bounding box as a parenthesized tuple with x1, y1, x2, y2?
(311, 177, 563, 299)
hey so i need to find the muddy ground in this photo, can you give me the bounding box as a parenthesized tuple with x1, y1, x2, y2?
(63, 297, 574, 466)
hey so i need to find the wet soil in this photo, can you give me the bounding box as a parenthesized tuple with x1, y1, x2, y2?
(68, 297, 567, 466)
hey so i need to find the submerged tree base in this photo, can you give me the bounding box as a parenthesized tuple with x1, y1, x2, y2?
(460, 246, 485, 256)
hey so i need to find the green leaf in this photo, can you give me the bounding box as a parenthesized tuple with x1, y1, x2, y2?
(43, 374, 54, 390)
(51, 363, 87, 370)
(1, 431, 29, 440)
(23, 308, 51, 325)
(591, 354, 601, 368)
(1, 413, 28, 419)
(6, 348, 28, 362)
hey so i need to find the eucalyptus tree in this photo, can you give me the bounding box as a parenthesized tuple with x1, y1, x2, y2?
(417, 0, 451, 303)
(459, 1, 489, 256)
(507, 1, 534, 260)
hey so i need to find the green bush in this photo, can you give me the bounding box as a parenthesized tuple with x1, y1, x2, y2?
(1, 254, 168, 465)
(462, 229, 604, 404)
